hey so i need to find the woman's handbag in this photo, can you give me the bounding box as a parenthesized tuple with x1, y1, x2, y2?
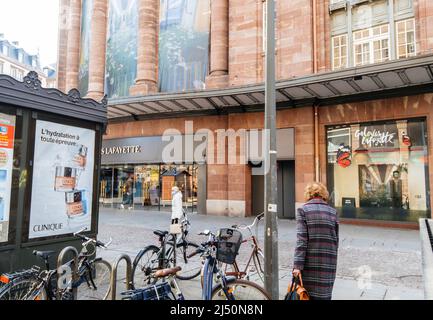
(285, 273, 310, 300)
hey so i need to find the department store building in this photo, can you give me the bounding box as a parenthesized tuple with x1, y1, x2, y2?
(57, 0, 433, 227)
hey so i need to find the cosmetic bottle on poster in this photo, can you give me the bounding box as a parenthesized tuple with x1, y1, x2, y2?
(73, 145, 88, 168)
(54, 166, 78, 192)
(65, 190, 87, 217)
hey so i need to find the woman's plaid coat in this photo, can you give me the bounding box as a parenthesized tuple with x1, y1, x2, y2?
(293, 198, 339, 300)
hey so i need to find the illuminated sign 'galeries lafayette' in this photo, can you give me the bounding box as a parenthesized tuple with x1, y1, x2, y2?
(355, 127, 396, 148)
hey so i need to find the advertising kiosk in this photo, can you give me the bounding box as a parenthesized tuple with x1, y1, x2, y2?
(0, 71, 107, 273)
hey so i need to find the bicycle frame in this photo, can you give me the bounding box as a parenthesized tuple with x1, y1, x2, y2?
(199, 231, 235, 301)
(155, 213, 193, 268)
(226, 235, 262, 279)
(160, 234, 176, 268)
(227, 213, 264, 279)
(25, 269, 58, 300)
(133, 233, 177, 272)
(74, 258, 99, 290)
(147, 209, 191, 269)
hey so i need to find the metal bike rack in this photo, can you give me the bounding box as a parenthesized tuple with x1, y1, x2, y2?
(57, 246, 79, 300)
(110, 254, 132, 300)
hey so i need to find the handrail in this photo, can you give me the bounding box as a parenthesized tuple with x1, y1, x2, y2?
(110, 254, 132, 300)
(56, 246, 79, 300)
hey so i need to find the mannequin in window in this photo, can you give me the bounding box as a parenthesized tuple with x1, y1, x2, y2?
(389, 170, 403, 208)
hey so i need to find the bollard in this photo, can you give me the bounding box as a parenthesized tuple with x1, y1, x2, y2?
(57, 246, 79, 300)
(110, 254, 132, 300)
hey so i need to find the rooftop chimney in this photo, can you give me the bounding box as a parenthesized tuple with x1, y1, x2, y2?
(12, 41, 19, 47)
(0, 33, 4, 39)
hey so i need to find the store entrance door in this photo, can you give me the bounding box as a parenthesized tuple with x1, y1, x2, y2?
(277, 161, 296, 219)
(251, 160, 295, 219)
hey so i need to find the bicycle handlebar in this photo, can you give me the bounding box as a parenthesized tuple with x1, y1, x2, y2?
(187, 247, 205, 259)
(74, 228, 111, 249)
(231, 212, 264, 233)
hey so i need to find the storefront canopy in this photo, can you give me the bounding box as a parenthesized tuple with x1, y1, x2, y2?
(107, 54, 433, 122)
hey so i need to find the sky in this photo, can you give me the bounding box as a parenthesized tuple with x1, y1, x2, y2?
(0, 0, 59, 67)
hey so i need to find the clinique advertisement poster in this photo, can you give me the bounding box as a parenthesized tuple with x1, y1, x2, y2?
(29, 120, 95, 239)
(0, 113, 15, 243)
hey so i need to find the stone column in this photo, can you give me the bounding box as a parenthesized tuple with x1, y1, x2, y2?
(129, 0, 159, 96)
(205, 0, 229, 89)
(57, 0, 70, 92)
(65, 0, 82, 92)
(416, 0, 433, 54)
(86, 0, 108, 101)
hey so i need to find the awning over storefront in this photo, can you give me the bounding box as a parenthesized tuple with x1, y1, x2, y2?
(101, 128, 295, 165)
(107, 54, 433, 122)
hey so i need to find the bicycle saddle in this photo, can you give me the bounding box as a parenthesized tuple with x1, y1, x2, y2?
(153, 230, 169, 237)
(33, 250, 55, 260)
(154, 266, 182, 278)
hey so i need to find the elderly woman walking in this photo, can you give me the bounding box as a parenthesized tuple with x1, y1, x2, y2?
(293, 182, 339, 300)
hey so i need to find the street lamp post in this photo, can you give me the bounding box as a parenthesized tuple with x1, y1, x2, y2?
(264, 0, 279, 300)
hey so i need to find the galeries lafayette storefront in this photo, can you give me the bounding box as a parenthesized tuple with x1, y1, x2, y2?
(326, 118, 430, 224)
(106, 55, 433, 227)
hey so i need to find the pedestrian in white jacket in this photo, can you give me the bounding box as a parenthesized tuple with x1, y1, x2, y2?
(171, 186, 183, 224)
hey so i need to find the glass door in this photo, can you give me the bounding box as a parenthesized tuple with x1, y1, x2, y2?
(99, 167, 113, 208)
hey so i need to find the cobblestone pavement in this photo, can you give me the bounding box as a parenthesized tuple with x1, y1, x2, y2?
(97, 207, 424, 300)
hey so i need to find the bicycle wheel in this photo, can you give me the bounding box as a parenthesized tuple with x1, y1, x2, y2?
(0, 278, 46, 300)
(211, 278, 271, 300)
(131, 245, 160, 289)
(77, 259, 112, 300)
(169, 241, 202, 280)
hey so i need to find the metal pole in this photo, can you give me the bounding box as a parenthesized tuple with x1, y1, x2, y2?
(264, 0, 279, 300)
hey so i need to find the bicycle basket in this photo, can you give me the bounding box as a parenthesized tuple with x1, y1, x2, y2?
(121, 282, 176, 301)
(216, 228, 243, 264)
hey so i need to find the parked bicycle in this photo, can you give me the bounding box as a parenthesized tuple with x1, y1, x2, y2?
(131, 209, 201, 288)
(194, 228, 271, 300)
(0, 228, 112, 300)
(224, 212, 265, 284)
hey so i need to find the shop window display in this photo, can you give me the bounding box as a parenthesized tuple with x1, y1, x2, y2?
(160, 164, 198, 211)
(99, 164, 199, 212)
(134, 166, 160, 207)
(327, 118, 430, 222)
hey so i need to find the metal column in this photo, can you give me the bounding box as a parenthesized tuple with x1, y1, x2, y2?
(264, 0, 279, 300)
